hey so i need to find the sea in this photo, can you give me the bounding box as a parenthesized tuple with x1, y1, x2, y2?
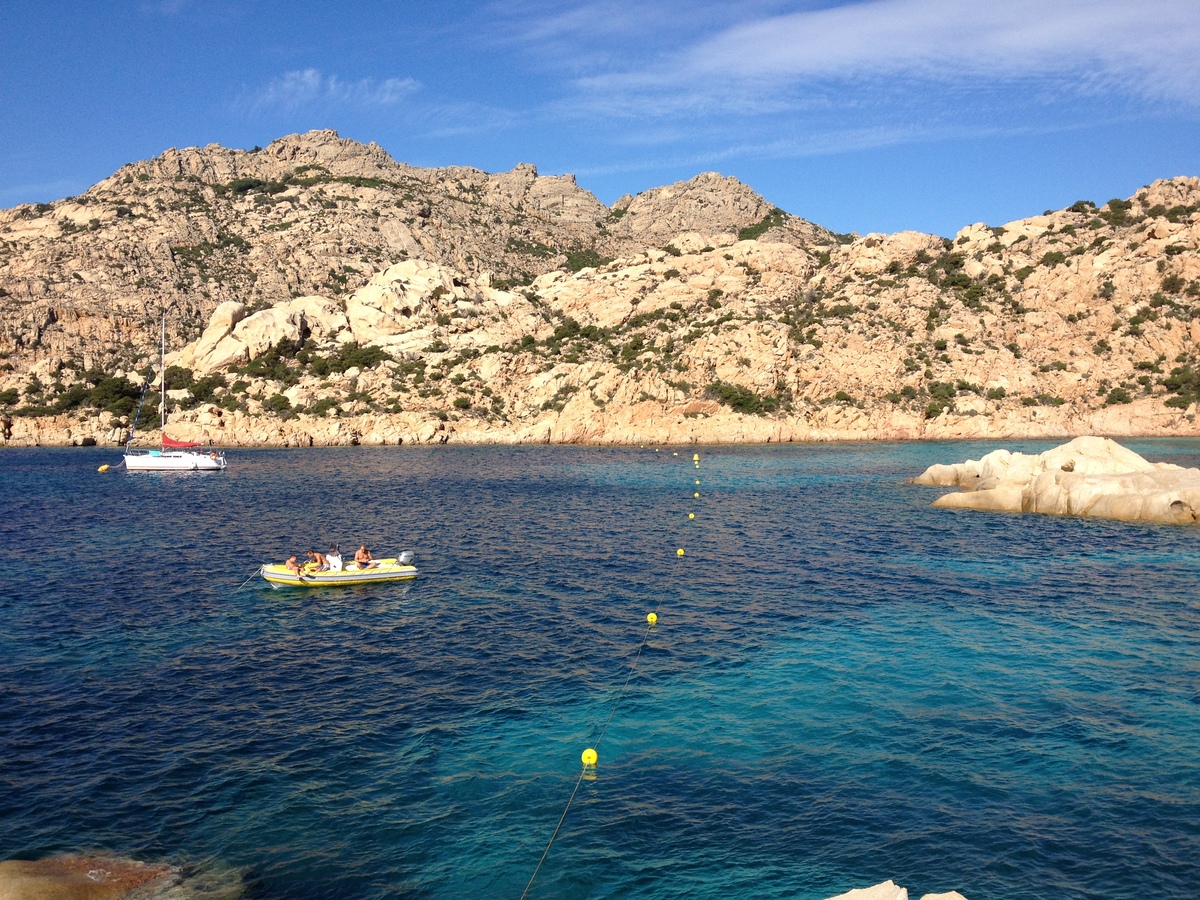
(1, 440, 1198, 900)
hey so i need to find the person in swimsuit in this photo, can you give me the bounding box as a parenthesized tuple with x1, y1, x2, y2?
(354, 545, 376, 569)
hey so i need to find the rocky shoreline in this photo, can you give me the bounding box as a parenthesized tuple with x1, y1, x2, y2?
(3, 396, 1197, 449)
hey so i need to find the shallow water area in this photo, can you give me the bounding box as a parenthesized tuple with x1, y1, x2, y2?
(2, 440, 1199, 899)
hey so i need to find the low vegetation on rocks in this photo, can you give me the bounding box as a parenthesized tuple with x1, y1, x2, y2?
(1, 131, 1199, 447)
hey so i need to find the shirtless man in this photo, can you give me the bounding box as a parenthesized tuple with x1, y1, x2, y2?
(305, 548, 327, 571)
(354, 545, 376, 569)
(285, 554, 303, 575)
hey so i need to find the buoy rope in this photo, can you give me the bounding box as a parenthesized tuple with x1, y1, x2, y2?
(518, 770, 586, 900)
(519, 616, 657, 899)
(520, 450, 701, 898)
(594, 617, 655, 752)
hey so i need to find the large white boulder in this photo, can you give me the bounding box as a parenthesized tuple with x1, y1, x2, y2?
(171, 300, 245, 371)
(173, 295, 349, 374)
(825, 882, 968, 900)
(826, 881, 907, 900)
(913, 436, 1200, 523)
(285, 294, 348, 337)
(346, 259, 457, 343)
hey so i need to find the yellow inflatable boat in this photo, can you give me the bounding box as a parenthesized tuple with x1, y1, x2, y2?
(260, 553, 417, 587)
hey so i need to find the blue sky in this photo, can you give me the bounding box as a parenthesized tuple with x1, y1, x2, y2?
(1, 0, 1198, 237)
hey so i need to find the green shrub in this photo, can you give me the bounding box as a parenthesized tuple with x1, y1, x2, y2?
(264, 394, 292, 414)
(703, 381, 779, 415)
(1162, 365, 1200, 408)
(565, 248, 612, 272)
(986, 387, 1007, 400)
(1105, 387, 1132, 406)
(1162, 274, 1185, 294)
(453, 396, 471, 409)
(737, 207, 788, 241)
(1099, 198, 1133, 226)
(928, 381, 956, 402)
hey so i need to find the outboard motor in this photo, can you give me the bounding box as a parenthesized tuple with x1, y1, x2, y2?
(398, 551, 414, 566)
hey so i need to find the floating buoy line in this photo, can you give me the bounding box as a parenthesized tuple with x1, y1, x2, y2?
(520, 449, 704, 898)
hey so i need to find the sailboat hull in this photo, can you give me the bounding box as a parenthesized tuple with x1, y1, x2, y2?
(124, 449, 226, 471)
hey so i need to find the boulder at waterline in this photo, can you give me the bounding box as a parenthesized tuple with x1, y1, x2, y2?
(913, 435, 1200, 524)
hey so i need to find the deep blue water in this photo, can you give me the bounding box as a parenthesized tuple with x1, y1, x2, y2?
(1, 440, 1199, 899)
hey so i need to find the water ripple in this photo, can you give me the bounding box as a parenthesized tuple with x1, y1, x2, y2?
(1, 443, 1199, 898)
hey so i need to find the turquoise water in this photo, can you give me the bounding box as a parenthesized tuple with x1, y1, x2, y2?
(1, 441, 1198, 899)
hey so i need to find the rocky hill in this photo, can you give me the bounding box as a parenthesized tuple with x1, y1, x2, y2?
(1, 131, 1198, 447)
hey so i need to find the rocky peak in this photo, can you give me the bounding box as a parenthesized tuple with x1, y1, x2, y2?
(608, 171, 831, 247)
(97, 129, 405, 190)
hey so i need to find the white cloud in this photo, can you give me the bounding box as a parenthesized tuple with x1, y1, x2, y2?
(244, 68, 420, 116)
(692, 0, 1200, 96)
(572, 0, 1200, 114)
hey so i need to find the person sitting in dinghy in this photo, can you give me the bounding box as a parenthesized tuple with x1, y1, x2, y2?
(305, 548, 327, 572)
(354, 545, 377, 570)
(326, 544, 343, 573)
(285, 554, 303, 575)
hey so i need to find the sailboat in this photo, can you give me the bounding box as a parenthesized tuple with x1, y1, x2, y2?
(124, 310, 227, 472)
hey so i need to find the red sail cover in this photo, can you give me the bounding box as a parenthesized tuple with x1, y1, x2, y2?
(162, 434, 204, 449)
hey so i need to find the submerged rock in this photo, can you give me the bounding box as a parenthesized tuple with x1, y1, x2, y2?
(0, 855, 172, 899)
(913, 435, 1200, 523)
(0, 854, 244, 899)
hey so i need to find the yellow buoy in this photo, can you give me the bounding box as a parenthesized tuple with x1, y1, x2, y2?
(677, 548, 685, 557)
(673, 452, 678, 456)
(582, 748, 598, 767)
(695, 479, 700, 485)
(647, 612, 658, 626)
(97, 464, 109, 473)
(693, 453, 700, 461)
(689, 513, 695, 519)
(694, 492, 700, 498)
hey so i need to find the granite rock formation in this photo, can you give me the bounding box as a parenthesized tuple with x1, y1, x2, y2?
(914, 435, 1200, 523)
(825, 880, 969, 900)
(1, 131, 1198, 447)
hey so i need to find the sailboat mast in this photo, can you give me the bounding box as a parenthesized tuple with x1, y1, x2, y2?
(159, 310, 166, 433)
